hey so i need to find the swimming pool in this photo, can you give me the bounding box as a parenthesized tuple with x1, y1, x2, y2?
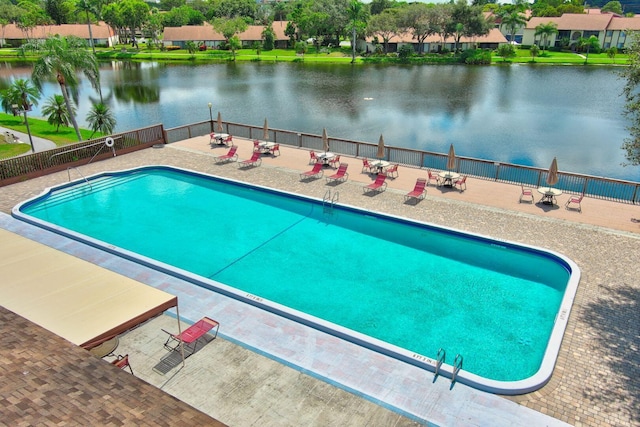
(14, 166, 580, 394)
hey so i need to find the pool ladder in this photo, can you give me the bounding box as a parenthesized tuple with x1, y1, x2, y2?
(322, 189, 339, 214)
(433, 348, 463, 388)
(433, 348, 446, 382)
(451, 354, 463, 388)
(66, 166, 92, 190)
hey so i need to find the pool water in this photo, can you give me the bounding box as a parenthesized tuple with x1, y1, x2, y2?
(16, 167, 577, 388)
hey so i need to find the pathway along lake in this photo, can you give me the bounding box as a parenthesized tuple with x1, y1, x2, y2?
(3, 61, 638, 182)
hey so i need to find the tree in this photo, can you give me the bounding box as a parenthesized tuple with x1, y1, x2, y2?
(76, 0, 96, 53)
(534, 22, 558, 50)
(399, 3, 438, 55)
(228, 35, 241, 60)
(446, 0, 491, 53)
(211, 16, 248, 43)
(0, 2, 24, 47)
(24, 35, 99, 142)
(45, 0, 72, 25)
(42, 94, 74, 132)
(347, 0, 366, 63)
(262, 24, 274, 50)
(367, 10, 399, 54)
(607, 46, 617, 63)
(530, 44, 540, 62)
(601, 1, 623, 14)
(620, 32, 640, 165)
(185, 40, 197, 55)
(500, 11, 526, 44)
(86, 102, 116, 138)
(120, 0, 149, 45)
(0, 78, 40, 152)
(496, 43, 516, 62)
(578, 35, 599, 64)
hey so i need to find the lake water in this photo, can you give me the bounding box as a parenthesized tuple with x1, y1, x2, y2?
(2, 61, 638, 181)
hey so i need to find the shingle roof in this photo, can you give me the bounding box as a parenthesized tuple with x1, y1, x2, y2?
(0, 306, 226, 426)
(1, 22, 114, 39)
(379, 28, 507, 44)
(526, 13, 613, 30)
(163, 21, 289, 42)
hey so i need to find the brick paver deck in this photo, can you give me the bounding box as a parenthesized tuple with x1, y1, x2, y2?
(1, 136, 638, 426)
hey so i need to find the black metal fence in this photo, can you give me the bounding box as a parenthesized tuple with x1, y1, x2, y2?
(167, 120, 640, 204)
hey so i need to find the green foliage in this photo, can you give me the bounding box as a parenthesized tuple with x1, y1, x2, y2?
(41, 94, 74, 132)
(185, 40, 197, 54)
(496, 43, 516, 62)
(607, 47, 617, 62)
(397, 44, 414, 60)
(530, 44, 540, 62)
(601, 1, 623, 14)
(262, 24, 274, 51)
(86, 102, 115, 138)
(620, 32, 640, 165)
(459, 48, 491, 64)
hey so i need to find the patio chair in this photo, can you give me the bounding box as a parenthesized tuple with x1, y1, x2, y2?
(363, 173, 388, 194)
(427, 170, 441, 187)
(565, 194, 584, 213)
(326, 163, 349, 183)
(223, 134, 233, 145)
(328, 155, 341, 168)
(162, 316, 219, 354)
(404, 178, 427, 202)
(454, 176, 467, 192)
(238, 151, 262, 168)
(362, 158, 373, 174)
(300, 163, 324, 180)
(209, 132, 217, 145)
(111, 354, 133, 375)
(253, 139, 261, 152)
(309, 150, 318, 164)
(213, 145, 238, 164)
(385, 163, 399, 178)
(519, 184, 535, 203)
(268, 143, 280, 156)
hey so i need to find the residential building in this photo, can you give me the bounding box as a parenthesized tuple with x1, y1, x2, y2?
(0, 23, 118, 48)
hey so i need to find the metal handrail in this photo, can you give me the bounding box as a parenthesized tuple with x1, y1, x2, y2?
(66, 166, 92, 190)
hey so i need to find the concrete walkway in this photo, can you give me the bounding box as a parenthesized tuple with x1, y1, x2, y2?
(0, 125, 56, 154)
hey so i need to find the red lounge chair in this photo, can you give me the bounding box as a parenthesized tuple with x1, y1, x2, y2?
(565, 194, 584, 212)
(326, 163, 349, 183)
(385, 163, 399, 178)
(328, 155, 341, 168)
(454, 176, 467, 192)
(214, 145, 238, 163)
(404, 178, 427, 202)
(111, 354, 133, 374)
(519, 184, 535, 203)
(427, 170, 441, 186)
(363, 173, 388, 193)
(300, 163, 324, 180)
(362, 158, 372, 173)
(239, 151, 262, 168)
(268, 143, 280, 156)
(309, 150, 318, 164)
(162, 317, 219, 354)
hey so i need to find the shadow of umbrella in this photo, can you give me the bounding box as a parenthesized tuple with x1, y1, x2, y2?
(376, 134, 386, 160)
(263, 118, 269, 141)
(546, 157, 559, 187)
(447, 144, 456, 171)
(322, 128, 329, 152)
(216, 111, 223, 133)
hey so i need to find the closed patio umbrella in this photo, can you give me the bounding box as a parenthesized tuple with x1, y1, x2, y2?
(446, 144, 456, 170)
(376, 134, 385, 159)
(546, 157, 559, 187)
(263, 118, 269, 141)
(322, 128, 329, 152)
(216, 111, 223, 132)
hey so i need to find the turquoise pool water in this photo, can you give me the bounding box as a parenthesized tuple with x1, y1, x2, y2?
(16, 166, 577, 388)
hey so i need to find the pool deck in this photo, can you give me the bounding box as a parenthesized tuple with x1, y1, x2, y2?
(0, 136, 638, 427)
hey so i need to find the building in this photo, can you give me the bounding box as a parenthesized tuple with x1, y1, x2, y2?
(162, 21, 289, 49)
(0, 22, 118, 48)
(364, 28, 508, 54)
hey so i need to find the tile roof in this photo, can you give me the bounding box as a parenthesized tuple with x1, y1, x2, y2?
(163, 21, 289, 42)
(526, 13, 613, 30)
(378, 28, 507, 44)
(1, 22, 114, 39)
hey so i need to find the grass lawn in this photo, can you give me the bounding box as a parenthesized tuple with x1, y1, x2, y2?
(493, 48, 628, 65)
(0, 141, 31, 159)
(0, 113, 102, 147)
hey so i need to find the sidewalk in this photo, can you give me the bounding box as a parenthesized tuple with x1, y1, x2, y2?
(0, 125, 56, 154)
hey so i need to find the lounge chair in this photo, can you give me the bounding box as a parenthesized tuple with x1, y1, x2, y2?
(309, 150, 318, 164)
(362, 158, 373, 174)
(454, 176, 467, 192)
(213, 145, 238, 164)
(404, 178, 427, 202)
(565, 194, 584, 212)
(326, 163, 349, 183)
(300, 163, 324, 180)
(519, 184, 535, 203)
(238, 151, 262, 168)
(111, 354, 133, 374)
(363, 173, 388, 194)
(427, 170, 441, 187)
(385, 163, 399, 178)
(162, 316, 219, 354)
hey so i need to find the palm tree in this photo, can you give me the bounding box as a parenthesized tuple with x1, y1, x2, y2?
(42, 94, 74, 132)
(535, 22, 558, 51)
(76, 0, 96, 54)
(0, 79, 40, 152)
(578, 35, 600, 65)
(86, 102, 116, 138)
(25, 35, 100, 142)
(347, 0, 365, 64)
(500, 11, 526, 45)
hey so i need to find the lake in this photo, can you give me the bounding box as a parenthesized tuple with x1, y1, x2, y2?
(2, 61, 638, 181)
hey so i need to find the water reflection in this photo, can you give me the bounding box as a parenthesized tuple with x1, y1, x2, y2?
(0, 60, 636, 181)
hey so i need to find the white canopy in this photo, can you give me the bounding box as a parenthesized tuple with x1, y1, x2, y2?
(0, 228, 177, 349)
